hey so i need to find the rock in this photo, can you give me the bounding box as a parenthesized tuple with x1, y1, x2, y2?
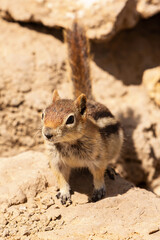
(19, 226, 31, 236)
(40, 215, 52, 226)
(44, 226, 53, 231)
(31, 214, 40, 222)
(8, 228, 18, 236)
(0, 217, 8, 226)
(19, 206, 27, 213)
(0, 151, 54, 206)
(12, 209, 20, 218)
(142, 66, 160, 106)
(114, 85, 160, 191)
(137, 0, 160, 18)
(0, 18, 65, 157)
(2, 229, 9, 237)
(27, 201, 38, 210)
(90, 13, 160, 192)
(0, 0, 138, 41)
(40, 195, 55, 209)
(9, 96, 24, 107)
(18, 84, 31, 93)
(0, 150, 159, 240)
(37, 188, 160, 240)
(0, 0, 159, 41)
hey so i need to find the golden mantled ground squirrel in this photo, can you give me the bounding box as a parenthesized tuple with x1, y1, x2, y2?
(42, 22, 123, 205)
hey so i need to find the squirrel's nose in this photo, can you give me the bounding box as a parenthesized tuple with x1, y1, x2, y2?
(44, 133, 53, 139)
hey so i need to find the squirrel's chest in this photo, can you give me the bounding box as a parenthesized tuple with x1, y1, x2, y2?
(54, 141, 97, 167)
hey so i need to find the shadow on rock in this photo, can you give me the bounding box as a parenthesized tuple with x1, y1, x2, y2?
(118, 108, 148, 188)
(91, 13, 160, 85)
(69, 167, 134, 200)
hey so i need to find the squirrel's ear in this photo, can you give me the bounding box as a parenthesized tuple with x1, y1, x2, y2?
(74, 94, 87, 116)
(52, 90, 60, 102)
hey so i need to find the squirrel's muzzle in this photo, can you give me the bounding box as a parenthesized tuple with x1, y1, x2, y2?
(42, 126, 62, 142)
(44, 133, 53, 140)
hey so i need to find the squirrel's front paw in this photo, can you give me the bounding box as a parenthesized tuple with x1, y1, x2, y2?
(91, 186, 106, 202)
(56, 191, 72, 205)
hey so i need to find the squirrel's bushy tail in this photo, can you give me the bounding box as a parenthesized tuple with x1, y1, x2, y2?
(64, 21, 93, 99)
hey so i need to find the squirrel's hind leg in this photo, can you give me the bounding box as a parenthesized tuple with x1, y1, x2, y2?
(89, 166, 106, 202)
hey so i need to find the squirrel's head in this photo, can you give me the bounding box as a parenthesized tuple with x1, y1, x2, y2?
(42, 90, 87, 143)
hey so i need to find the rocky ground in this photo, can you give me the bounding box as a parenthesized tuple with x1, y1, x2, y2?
(0, 0, 160, 239)
(0, 151, 160, 240)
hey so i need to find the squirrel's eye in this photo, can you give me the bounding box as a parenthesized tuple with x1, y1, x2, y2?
(66, 115, 74, 125)
(42, 113, 44, 120)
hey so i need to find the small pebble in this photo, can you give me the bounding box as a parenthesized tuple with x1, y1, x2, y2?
(0, 226, 4, 232)
(31, 214, 40, 222)
(20, 226, 31, 236)
(41, 195, 55, 209)
(41, 215, 52, 226)
(3, 229, 9, 237)
(31, 203, 38, 209)
(19, 206, 27, 213)
(28, 211, 35, 217)
(39, 209, 46, 214)
(14, 237, 21, 240)
(12, 209, 20, 218)
(10, 98, 24, 107)
(44, 226, 53, 231)
(0, 205, 7, 213)
(0, 218, 8, 226)
(9, 221, 17, 228)
(18, 84, 31, 93)
(27, 200, 38, 209)
(9, 228, 18, 236)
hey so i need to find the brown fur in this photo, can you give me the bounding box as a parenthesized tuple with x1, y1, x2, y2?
(44, 100, 75, 127)
(64, 21, 93, 99)
(87, 100, 114, 121)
